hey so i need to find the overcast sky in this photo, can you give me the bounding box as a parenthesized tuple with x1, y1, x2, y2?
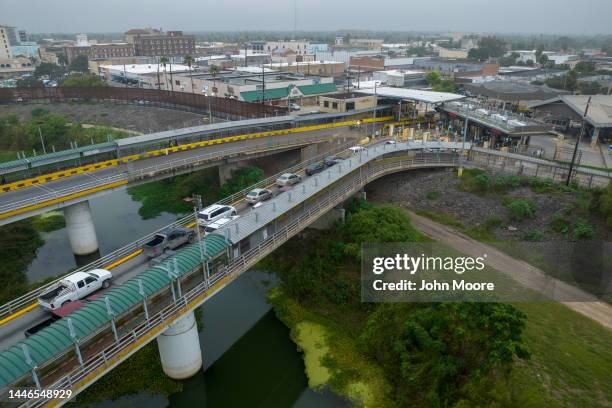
(2, 0, 611, 35)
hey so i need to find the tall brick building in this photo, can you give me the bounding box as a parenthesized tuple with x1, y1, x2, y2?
(128, 29, 195, 57)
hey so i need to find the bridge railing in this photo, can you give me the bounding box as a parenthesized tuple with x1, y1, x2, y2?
(0, 132, 363, 320)
(18, 151, 460, 407)
(2, 138, 610, 322)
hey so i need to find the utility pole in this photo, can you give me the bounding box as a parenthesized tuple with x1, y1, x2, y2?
(261, 64, 266, 105)
(566, 96, 591, 186)
(38, 126, 46, 154)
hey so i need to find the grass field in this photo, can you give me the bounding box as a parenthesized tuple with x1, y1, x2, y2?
(514, 301, 612, 408)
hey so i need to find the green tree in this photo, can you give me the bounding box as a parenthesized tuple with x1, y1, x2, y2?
(69, 54, 89, 73)
(60, 74, 107, 87)
(160, 56, 169, 91)
(360, 303, 530, 407)
(433, 79, 457, 93)
(425, 71, 441, 87)
(34, 63, 66, 80)
(183, 54, 195, 94)
(468, 36, 507, 61)
(499, 52, 519, 67)
(209, 64, 220, 95)
(537, 53, 549, 67)
(16, 76, 43, 88)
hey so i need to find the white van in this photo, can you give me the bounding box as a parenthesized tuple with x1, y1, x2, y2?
(204, 215, 240, 234)
(197, 204, 237, 226)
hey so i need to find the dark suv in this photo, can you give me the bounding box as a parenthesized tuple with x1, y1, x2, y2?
(324, 155, 342, 167)
(305, 162, 325, 176)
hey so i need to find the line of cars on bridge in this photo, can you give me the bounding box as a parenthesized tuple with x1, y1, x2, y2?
(28, 145, 368, 336)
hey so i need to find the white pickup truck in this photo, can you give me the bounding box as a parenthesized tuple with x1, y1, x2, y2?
(38, 270, 113, 311)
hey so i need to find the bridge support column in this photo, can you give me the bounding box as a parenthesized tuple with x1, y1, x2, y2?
(218, 161, 247, 184)
(300, 144, 319, 162)
(63, 201, 99, 256)
(157, 310, 202, 379)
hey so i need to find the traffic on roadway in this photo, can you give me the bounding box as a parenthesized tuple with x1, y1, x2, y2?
(0, 136, 369, 350)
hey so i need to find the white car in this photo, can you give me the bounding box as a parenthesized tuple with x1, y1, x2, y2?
(204, 215, 240, 234)
(385, 140, 397, 145)
(349, 146, 367, 154)
(38, 270, 113, 311)
(197, 204, 237, 226)
(276, 173, 301, 187)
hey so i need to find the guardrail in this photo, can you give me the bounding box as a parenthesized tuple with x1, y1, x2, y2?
(0, 132, 349, 218)
(0, 134, 362, 321)
(16, 152, 460, 408)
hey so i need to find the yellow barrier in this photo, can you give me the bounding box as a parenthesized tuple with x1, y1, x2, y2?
(0, 179, 128, 220)
(0, 115, 400, 196)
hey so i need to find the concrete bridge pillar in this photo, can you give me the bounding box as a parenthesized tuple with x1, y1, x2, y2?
(300, 144, 319, 162)
(63, 201, 99, 256)
(157, 310, 202, 379)
(218, 161, 247, 184)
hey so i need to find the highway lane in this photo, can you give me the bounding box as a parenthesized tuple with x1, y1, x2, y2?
(0, 127, 367, 216)
(0, 134, 361, 350)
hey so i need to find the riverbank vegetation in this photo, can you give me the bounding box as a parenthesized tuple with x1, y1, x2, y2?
(0, 108, 129, 162)
(68, 342, 183, 407)
(128, 166, 264, 219)
(261, 203, 570, 407)
(407, 169, 611, 299)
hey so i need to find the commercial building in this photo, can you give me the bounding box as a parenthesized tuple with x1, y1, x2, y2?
(373, 69, 426, 87)
(318, 92, 377, 113)
(253, 40, 310, 56)
(462, 80, 570, 112)
(0, 26, 14, 59)
(18, 30, 27, 44)
(0, 26, 17, 49)
(127, 29, 195, 57)
(438, 47, 469, 59)
(509, 50, 578, 66)
(155, 70, 336, 105)
(98, 63, 192, 87)
(264, 61, 345, 77)
(11, 43, 39, 58)
(349, 38, 384, 50)
(308, 43, 329, 54)
(529, 95, 612, 145)
(0, 56, 35, 79)
(64, 42, 135, 64)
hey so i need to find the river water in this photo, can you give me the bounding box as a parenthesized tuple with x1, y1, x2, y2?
(26, 189, 178, 282)
(25, 189, 349, 407)
(87, 271, 349, 408)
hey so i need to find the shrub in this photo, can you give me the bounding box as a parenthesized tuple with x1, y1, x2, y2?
(474, 173, 492, 191)
(483, 216, 503, 229)
(527, 177, 554, 193)
(550, 213, 571, 234)
(425, 191, 440, 200)
(505, 199, 537, 221)
(458, 169, 491, 193)
(523, 228, 545, 242)
(573, 222, 594, 240)
(494, 175, 521, 190)
(599, 182, 612, 227)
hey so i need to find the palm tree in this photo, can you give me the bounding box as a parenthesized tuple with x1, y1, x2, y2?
(184, 54, 195, 94)
(209, 65, 219, 96)
(160, 57, 169, 91)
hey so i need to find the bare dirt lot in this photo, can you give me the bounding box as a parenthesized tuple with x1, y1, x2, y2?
(0, 102, 207, 133)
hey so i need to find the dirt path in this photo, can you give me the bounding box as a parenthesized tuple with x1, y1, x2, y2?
(407, 210, 612, 330)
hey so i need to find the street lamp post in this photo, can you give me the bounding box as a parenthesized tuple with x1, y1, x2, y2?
(566, 96, 592, 186)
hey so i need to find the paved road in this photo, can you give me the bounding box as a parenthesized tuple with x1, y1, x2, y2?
(0, 127, 365, 216)
(0, 137, 360, 350)
(407, 210, 612, 330)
